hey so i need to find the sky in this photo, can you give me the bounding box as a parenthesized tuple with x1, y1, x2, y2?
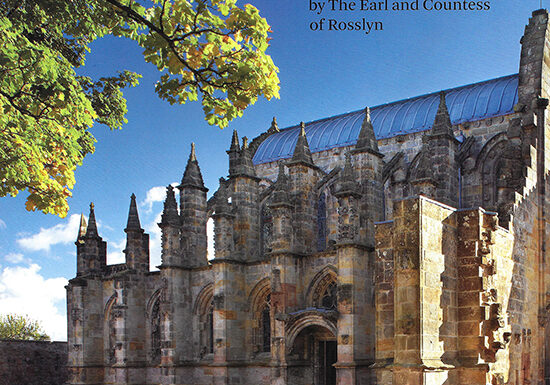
(0, 0, 537, 341)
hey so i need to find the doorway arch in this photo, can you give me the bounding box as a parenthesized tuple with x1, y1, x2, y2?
(286, 316, 337, 385)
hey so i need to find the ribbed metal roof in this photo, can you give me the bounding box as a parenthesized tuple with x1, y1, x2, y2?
(253, 74, 518, 165)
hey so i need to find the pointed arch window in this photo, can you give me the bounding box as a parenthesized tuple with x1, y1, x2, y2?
(201, 300, 214, 356)
(320, 282, 337, 311)
(151, 299, 161, 362)
(312, 273, 338, 311)
(251, 284, 271, 354)
(104, 295, 118, 365)
(195, 285, 214, 358)
(261, 294, 271, 353)
(317, 193, 327, 252)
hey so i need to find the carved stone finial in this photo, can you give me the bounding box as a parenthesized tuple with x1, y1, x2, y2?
(355, 106, 379, 153)
(269, 117, 280, 133)
(229, 129, 240, 152)
(430, 91, 454, 138)
(290, 122, 314, 165)
(334, 153, 360, 198)
(160, 185, 179, 227)
(85, 202, 99, 238)
(76, 213, 87, 243)
(233, 136, 257, 177)
(180, 143, 207, 191)
(125, 193, 142, 232)
(271, 162, 291, 207)
(190, 142, 197, 162)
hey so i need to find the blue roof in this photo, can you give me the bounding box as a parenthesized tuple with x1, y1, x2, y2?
(253, 74, 518, 165)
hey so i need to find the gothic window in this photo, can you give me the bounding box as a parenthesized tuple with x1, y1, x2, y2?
(260, 205, 273, 256)
(250, 282, 271, 355)
(195, 284, 214, 359)
(317, 193, 327, 252)
(311, 273, 338, 311)
(104, 294, 117, 365)
(261, 294, 271, 353)
(151, 299, 161, 363)
(320, 282, 337, 311)
(200, 300, 214, 356)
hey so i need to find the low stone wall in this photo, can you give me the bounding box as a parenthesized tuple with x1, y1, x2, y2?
(0, 339, 67, 385)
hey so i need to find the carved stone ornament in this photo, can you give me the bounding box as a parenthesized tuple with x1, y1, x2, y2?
(337, 205, 358, 241)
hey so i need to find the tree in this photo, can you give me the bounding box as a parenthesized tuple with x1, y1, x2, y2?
(0, 314, 50, 341)
(0, 0, 280, 217)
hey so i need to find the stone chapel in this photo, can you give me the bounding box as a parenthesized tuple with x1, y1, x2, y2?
(67, 9, 550, 385)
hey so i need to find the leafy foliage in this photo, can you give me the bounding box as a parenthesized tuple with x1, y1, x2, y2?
(0, 314, 50, 341)
(107, 0, 280, 126)
(0, 0, 279, 216)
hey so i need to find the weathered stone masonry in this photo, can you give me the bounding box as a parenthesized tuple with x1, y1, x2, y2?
(0, 339, 68, 385)
(67, 10, 550, 385)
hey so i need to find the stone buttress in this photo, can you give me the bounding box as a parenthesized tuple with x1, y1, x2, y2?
(66, 9, 550, 385)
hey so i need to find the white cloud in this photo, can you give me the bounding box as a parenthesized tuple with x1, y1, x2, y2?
(107, 238, 126, 265)
(0, 264, 67, 341)
(141, 183, 178, 213)
(4, 252, 27, 264)
(16, 214, 82, 252)
(0, 219, 6, 230)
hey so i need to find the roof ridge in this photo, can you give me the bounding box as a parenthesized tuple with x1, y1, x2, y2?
(276, 73, 518, 133)
(253, 73, 519, 165)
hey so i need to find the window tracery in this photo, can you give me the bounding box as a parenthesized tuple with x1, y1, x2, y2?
(104, 294, 118, 365)
(261, 294, 271, 352)
(311, 273, 338, 311)
(195, 284, 214, 358)
(250, 281, 271, 354)
(151, 299, 161, 362)
(320, 282, 337, 311)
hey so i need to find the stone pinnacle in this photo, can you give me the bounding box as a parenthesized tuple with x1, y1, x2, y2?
(431, 91, 454, 137)
(355, 106, 379, 153)
(291, 122, 314, 165)
(125, 193, 142, 232)
(180, 143, 207, 191)
(85, 202, 99, 238)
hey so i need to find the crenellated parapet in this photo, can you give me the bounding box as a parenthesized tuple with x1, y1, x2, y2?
(456, 208, 515, 383)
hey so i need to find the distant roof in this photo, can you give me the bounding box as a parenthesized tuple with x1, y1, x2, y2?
(253, 74, 518, 165)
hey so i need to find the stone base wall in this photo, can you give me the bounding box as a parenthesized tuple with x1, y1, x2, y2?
(0, 339, 67, 385)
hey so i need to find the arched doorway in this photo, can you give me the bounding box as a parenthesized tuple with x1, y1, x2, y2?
(287, 324, 337, 385)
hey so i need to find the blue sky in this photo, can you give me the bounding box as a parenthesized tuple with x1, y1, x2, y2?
(0, 0, 535, 340)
